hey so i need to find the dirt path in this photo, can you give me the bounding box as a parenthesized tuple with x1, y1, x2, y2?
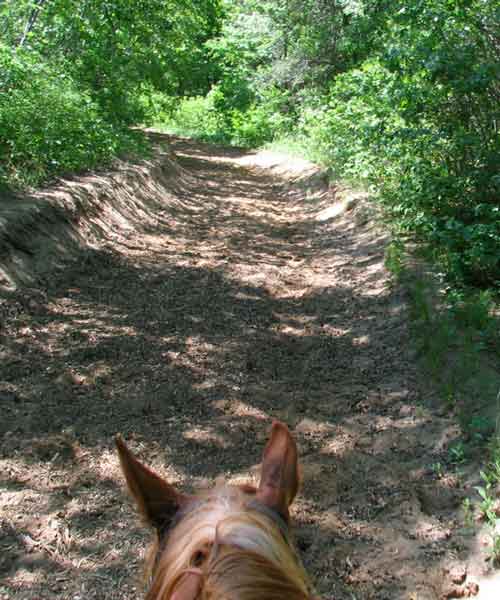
(0, 136, 495, 599)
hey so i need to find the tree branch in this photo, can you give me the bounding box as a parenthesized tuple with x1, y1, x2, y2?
(18, 0, 48, 48)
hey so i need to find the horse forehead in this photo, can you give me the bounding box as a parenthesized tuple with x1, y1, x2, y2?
(170, 484, 288, 548)
(152, 484, 311, 599)
(175, 485, 249, 528)
(169, 487, 288, 561)
(193, 484, 251, 509)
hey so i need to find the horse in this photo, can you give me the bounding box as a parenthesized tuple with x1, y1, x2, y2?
(116, 421, 317, 599)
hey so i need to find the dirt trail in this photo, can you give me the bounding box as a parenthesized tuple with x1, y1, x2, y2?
(0, 135, 496, 599)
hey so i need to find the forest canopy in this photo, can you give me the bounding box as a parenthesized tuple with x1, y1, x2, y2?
(1, 0, 499, 288)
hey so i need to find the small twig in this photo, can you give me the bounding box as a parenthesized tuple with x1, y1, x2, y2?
(495, 387, 500, 439)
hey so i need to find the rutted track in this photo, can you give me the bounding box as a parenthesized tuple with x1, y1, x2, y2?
(0, 134, 494, 599)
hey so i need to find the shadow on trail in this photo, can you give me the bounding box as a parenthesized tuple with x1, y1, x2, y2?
(1, 234, 401, 455)
(0, 134, 481, 600)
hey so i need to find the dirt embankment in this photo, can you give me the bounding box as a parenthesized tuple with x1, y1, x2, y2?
(0, 141, 197, 293)
(1, 133, 498, 600)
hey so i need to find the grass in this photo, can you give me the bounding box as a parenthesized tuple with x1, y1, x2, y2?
(385, 238, 500, 566)
(262, 136, 312, 159)
(385, 238, 499, 433)
(478, 425, 500, 566)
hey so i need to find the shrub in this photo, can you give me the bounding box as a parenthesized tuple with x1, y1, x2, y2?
(139, 90, 178, 125)
(164, 92, 230, 142)
(163, 83, 294, 148)
(299, 57, 500, 288)
(0, 44, 146, 188)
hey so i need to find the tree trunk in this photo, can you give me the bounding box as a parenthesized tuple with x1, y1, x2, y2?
(19, 0, 47, 47)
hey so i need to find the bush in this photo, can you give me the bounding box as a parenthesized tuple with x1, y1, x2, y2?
(299, 56, 500, 288)
(162, 83, 294, 148)
(163, 92, 230, 142)
(231, 86, 294, 146)
(0, 44, 146, 188)
(299, 62, 398, 180)
(139, 90, 178, 125)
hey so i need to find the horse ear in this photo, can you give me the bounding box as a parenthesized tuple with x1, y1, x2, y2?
(115, 435, 189, 530)
(256, 421, 299, 521)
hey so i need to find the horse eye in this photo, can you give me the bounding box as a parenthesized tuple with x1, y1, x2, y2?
(192, 548, 208, 567)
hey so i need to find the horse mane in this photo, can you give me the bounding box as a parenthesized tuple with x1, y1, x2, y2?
(144, 485, 311, 600)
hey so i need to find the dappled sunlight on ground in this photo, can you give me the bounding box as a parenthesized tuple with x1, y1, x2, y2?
(0, 134, 496, 599)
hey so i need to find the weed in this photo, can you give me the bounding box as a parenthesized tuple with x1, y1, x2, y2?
(469, 421, 500, 562)
(431, 462, 445, 479)
(474, 453, 500, 567)
(488, 532, 500, 566)
(475, 482, 497, 522)
(449, 289, 495, 331)
(406, 270, 499, 445)
(493, 388, 500, 448)
(448, 442, 467, 465)
(415, 405, 427, 419)
(462, 498, 474, 528)
(0, 43, 150, 189)
(385, 239, 405, 280)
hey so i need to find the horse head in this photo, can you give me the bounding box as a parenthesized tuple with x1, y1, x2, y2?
(116, 421, 315, 599)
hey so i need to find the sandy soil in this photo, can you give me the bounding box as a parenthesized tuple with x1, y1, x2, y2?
(0, 134, 498, 599)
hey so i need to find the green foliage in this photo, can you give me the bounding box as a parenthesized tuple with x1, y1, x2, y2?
(462, 497, 474, 528)
(163, 94, 229, 142)
(465, 428, 500, 563)
(475, 479, 498, 529)
(138, 89, 179, 125)
(476, 458, 500, 563)
(398, 257, 499, 442)
(2, 0, 222, 100)
(0, 0, 223, 187)
(192, 0, 500, 289)
(384, 239, 405, 280)
(162, 84, 293, 147)
(2, 0, 499, 291)
(299, 40, 500, 286)
(431, 462, 445, 479)
(299, 61, 399, 179)
(231, 87, 294, 146)
(489, 534, 500, 567)
(448, 442, 467, 465)
(0, 44, 146, 187)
